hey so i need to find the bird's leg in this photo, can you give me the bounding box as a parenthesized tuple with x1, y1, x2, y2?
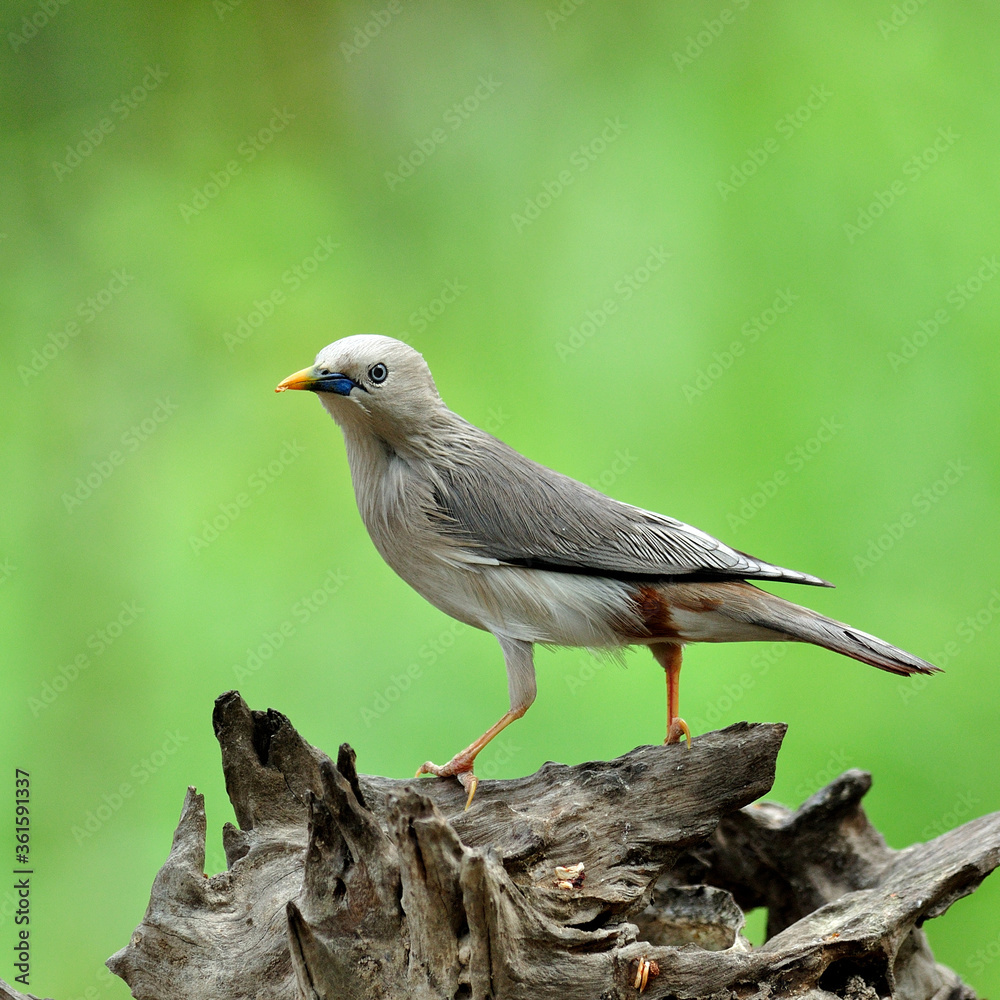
(416, 708, 525, 807)
(651, 642, 691, 745)
(417, 636, 535, 809)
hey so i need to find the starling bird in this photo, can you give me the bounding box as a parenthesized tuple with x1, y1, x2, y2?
(277, 336, 938, 806)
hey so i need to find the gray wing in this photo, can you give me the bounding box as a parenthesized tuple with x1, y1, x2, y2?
(427, 426, 832, 588)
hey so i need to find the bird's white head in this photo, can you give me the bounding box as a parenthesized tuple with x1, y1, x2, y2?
(276, 335, 444, 442)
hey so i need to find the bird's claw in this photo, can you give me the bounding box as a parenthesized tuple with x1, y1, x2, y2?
(416, 758, 479, 810)
(666, 716, 692, 746)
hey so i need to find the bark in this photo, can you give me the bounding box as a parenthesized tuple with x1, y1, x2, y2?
(0, 982, 52, 1000)
(97, 691, 999, 1000)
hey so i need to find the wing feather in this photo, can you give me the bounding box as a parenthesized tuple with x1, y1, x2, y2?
(426, 426, 831, 588)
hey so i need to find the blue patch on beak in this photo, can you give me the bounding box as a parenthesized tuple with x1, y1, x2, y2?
(312, 372, 359, 396)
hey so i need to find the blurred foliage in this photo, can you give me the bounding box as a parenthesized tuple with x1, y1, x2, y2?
(1, 2, 999, 996)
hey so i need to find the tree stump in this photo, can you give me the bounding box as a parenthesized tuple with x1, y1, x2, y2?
(93, 691, 1000, 999)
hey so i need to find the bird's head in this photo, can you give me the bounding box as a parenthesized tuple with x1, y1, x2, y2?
(276, 335, 443, 442)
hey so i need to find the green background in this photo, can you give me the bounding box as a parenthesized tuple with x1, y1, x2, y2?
(2, 2, 999, 996)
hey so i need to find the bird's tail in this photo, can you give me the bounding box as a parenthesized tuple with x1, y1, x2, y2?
(736, 586, 941, 677)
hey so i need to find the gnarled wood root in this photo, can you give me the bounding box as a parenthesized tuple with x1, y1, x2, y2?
(102, 691, 999, 1000)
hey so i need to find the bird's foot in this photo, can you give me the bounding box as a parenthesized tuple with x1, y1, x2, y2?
(666, 716, 692, 746)
(416, 756, 479, 810)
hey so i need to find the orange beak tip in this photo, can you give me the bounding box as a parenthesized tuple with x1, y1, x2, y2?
(275, 367, 315, 394)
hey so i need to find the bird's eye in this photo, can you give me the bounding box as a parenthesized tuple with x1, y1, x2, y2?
(368, 363, 388, 384)
(317, 367, 331, 376)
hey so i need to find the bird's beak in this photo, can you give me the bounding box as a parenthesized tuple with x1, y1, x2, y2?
(276, 367, 360, 396)
(275, 367, 317, 393)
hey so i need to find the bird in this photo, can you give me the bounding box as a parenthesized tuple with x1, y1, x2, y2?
(276, 335, 939, 806)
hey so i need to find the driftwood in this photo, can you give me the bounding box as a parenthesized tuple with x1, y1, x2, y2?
(93, 691, 1000, 1000)
(0, 982, 52, 1000)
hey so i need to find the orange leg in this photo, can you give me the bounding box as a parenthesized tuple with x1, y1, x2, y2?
(651, 643, 692, 745)
(416, 706, 528, 809)
(417, 636, 536, 809)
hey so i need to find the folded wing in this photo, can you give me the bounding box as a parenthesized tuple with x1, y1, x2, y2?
(427, 428, 832, 588)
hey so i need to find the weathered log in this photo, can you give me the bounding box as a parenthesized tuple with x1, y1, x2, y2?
(0, 981, 52, 1000)
(102, 691, 1000, 1000)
